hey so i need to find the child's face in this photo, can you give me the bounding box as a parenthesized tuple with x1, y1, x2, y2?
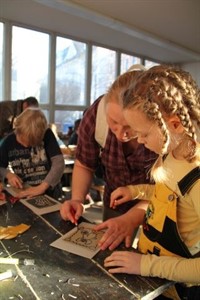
(16, 134, 30, 147)
(123, 108, 164, 154)
(106, 102, 133, 142)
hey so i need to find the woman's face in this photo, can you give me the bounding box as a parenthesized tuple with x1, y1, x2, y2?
(106, 102, 133, 142)
(123, 108, 164, 154)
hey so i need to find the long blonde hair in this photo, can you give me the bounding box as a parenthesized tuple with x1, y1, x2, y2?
(123, 65, 200, 181)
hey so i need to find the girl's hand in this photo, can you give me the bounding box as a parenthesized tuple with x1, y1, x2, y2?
(110, 186, 132, 208)
(7, 172, 23, 189)
(104, 251, 142, 275)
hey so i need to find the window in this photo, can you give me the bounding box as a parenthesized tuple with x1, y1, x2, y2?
(120, 53, 141, 74)
(144, 60, 159, 69)
(0, 22, 3, 101)
(1, 19, 163, 123)
(12, 26, 49, 102)
(55, 110, 83, 134)
(56, 37, 87, 106)
(91, 46, 116, 103)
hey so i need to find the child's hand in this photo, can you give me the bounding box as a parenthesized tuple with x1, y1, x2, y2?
(104, 251, 142, 275)
(7, 172, 23, 189)
(110, 186, 132, 208)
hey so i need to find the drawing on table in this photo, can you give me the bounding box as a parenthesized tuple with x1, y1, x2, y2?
(51, 222, 105, 258)
(27, 195, 56, 208)
(64, 225, 103, 251)
(20, 195, 61, 215)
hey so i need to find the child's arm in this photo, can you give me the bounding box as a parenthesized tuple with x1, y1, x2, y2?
(141, 253, 200, 284)
(104, 249, 200, 284)
(110, 184, 155, 208)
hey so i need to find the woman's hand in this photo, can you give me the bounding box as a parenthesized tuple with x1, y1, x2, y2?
(60, 199, 84, 225)
(104, 251, 142, 275)
(94, 213, 136, 251)
(110, 186, 132, 208)
(95, 201, 147, 251)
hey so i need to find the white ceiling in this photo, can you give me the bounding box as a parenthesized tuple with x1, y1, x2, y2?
(60, 0, 200, 63)
(66, 0, 200, 55)
(1, 0, 200, 63)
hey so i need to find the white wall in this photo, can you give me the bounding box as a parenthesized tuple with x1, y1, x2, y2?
(181, 62, 200, 86)
(0, 0, 199, 84)
(1, 0, 200, 64)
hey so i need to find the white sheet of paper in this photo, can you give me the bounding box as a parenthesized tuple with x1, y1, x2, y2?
(20, 194, 61, 215)
(51, 222, 104, 259)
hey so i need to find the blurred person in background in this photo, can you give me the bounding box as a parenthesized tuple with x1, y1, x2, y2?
(0, 96, 39, 142)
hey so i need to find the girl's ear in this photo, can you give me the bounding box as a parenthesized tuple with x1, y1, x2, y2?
(167, 116, 185, 133)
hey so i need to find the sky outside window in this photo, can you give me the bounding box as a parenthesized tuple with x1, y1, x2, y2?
(12, 26, 49, 102)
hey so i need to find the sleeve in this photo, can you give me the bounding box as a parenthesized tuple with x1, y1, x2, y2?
(76, 98, 102, 170)
(141, 254, 200, 284)
(44, 128, 62, 157)
(43, 155, 65, 187)
(0, 136, 10, 181)
(127, 184, 155, 200)
(140, 180, 200, 284)
(189, 181, 200, 218)
(43, 129, 65, 187)
(0, 168, 8, 181)
(0, 138, 9, 169)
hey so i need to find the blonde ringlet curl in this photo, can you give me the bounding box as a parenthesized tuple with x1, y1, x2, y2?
(122, 64, 200, 182)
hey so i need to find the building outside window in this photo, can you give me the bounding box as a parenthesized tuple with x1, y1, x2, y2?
(56, 37, 87, 106)
(91, 46, 116, 103)
(0, 22, 3, 101)
(120, 53, 141, 74)
(0, 20, 160, 130)
(12, 26, 49, 103)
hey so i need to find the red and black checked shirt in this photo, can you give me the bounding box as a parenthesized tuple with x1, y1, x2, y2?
(76, 97, 157, 214)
